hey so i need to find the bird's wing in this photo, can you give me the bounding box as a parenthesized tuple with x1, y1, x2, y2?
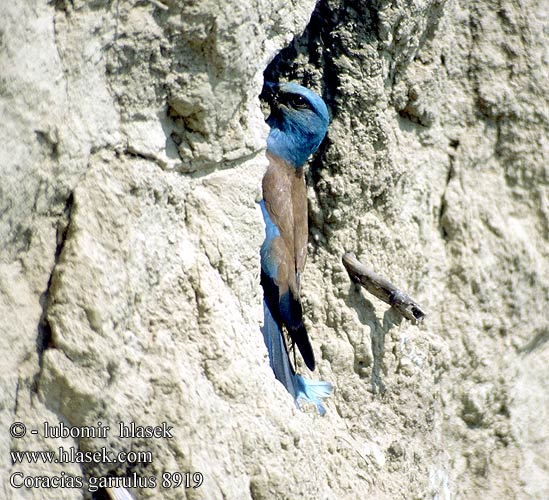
(261, 156, 315, 370)
(262, 154, 296, 270)
(260, 228, 315, 371)
(263, 156, 308, 291)
(291, 167, 308, 288)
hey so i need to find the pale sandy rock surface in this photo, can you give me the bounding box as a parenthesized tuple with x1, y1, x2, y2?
(1, 0, 548, 499)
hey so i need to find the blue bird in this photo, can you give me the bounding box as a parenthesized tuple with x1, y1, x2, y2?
(259, 82, 332, 413)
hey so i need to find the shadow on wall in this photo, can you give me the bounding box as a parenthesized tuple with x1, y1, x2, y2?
(344, 282, 403, 394)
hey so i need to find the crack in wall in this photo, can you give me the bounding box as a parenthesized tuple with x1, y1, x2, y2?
(438, 159, 456, 242)
(34, 192, 74, 393)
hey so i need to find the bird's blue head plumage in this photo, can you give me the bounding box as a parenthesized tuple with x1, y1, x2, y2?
(263, 82, 329, 168)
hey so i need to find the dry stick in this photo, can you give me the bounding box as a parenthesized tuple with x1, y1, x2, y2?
(342, 252, 426, 324)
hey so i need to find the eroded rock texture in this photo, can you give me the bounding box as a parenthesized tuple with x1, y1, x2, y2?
(1, 0, 547, 499)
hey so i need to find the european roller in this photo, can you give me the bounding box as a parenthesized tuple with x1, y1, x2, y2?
(259, 82, 332, 414)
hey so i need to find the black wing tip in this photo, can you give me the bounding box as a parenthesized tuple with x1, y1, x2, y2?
(261, 273, 316, 370)
(290, 324, 316, 371)
(303, 350, 315, 371)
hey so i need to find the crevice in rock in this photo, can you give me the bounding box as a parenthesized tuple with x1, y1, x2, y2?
(438, 160, 455, 242)
(438, 198, 449, 241)
(263, 0, 379, 115)
(123, 146, 163, 165)
(14, 379, 20, 413)
(186, 150, 262, 179)
(33, 192, 74, 393)
(262, 0, 380, 251)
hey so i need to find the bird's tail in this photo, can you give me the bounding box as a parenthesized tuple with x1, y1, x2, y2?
(261, 300, 332, 415)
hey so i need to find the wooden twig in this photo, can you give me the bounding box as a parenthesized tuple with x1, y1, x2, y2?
(342, 252, 426, 324)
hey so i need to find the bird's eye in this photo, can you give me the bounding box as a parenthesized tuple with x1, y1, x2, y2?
(290, 95, 308, 109)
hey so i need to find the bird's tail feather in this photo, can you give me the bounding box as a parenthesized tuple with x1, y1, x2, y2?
(261, 300, 331, 415)
(295, 376, 333, 416)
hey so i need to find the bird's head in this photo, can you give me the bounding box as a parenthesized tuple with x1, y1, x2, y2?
(262, 82, 329, 168)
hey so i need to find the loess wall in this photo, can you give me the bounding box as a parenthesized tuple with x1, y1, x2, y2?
(1, 0, 547, 499)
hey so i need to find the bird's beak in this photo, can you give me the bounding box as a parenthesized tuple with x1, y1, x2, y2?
(260, 81, 279, 105)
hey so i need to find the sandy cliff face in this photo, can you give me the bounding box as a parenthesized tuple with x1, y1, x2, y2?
(1, 0, 547, 499)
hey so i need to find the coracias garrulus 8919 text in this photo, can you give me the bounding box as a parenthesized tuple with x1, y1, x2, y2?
(259, 82, 332, 414)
